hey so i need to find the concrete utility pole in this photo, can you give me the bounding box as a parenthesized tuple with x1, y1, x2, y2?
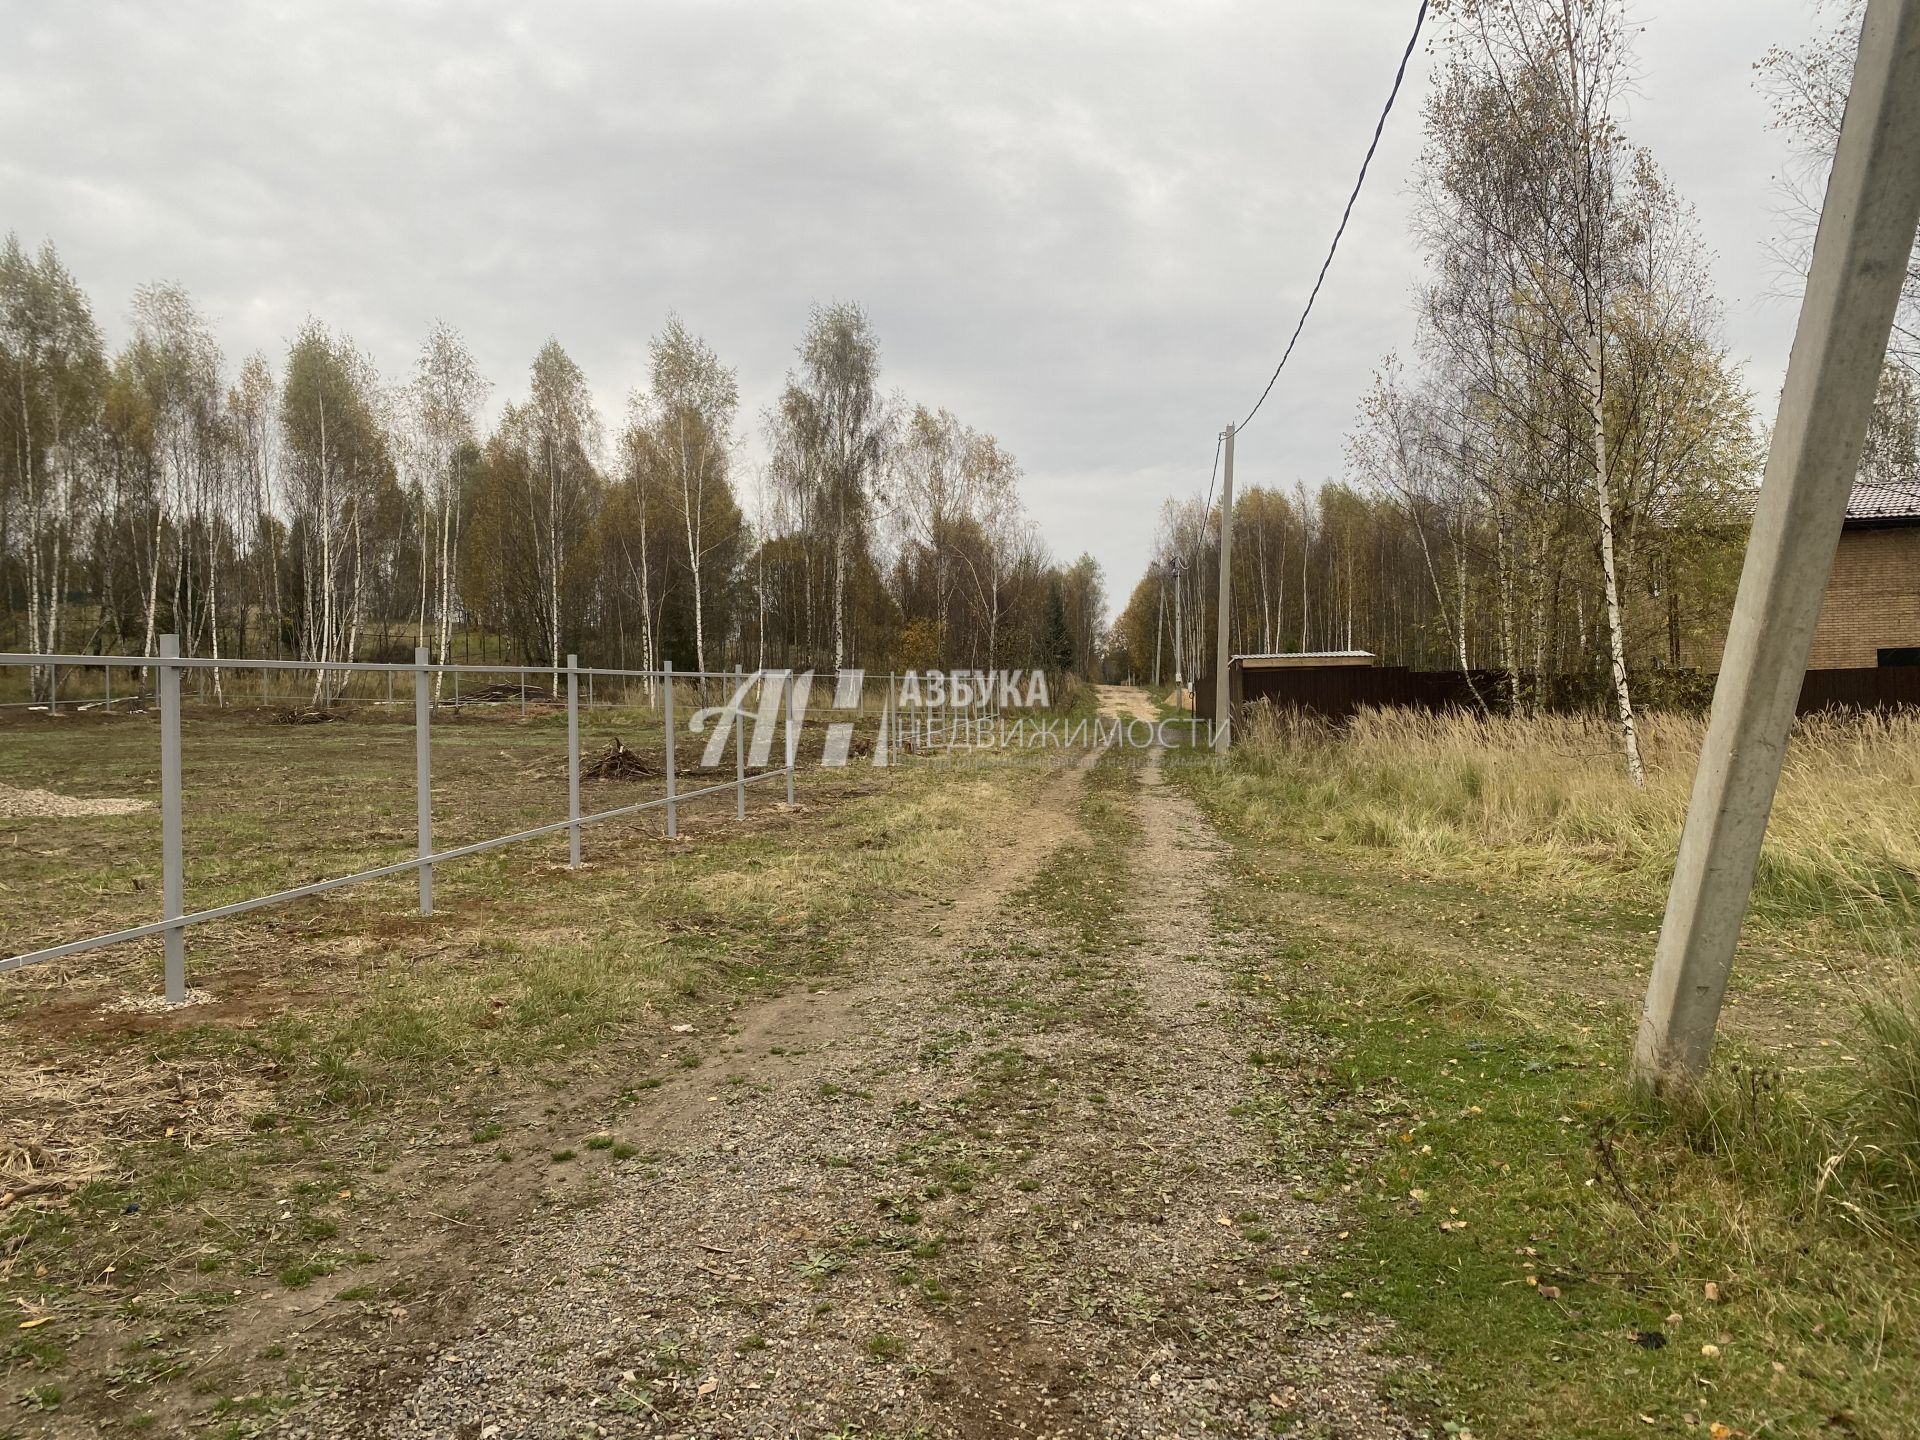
(1171, 557, 1185, 688)
(1213, 423, 1236, 756)
(1633, 0, 1920, 1093)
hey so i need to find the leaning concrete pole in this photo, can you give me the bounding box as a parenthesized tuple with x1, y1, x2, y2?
(1633, 0, 1920, 1093)
(1213, 423, 1237, 756)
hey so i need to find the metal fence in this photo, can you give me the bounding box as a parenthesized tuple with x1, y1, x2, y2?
(0, 640, 932, 1004)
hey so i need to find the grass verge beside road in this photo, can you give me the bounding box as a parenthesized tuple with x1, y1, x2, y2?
(1175, 710, 1920, 1440)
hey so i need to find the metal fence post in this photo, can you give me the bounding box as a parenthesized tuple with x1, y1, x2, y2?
(386, 668, 394, 706)
(663, 660, 678, 839)
(519, 669, 526, 719)
(105, 662, 112, 710)
(48, 663, 56, 715)
(567, 654, 582, 867)
(734, 663, 746, 820)
(415, 646, 434, 915)
(784, 673, 796, 807)
(158, 635, 186, 1002)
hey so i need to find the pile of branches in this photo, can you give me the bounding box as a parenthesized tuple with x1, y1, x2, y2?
(272, 707, 337, 725)
(581, 736, 658, 780)
(447, 681, 557, 705)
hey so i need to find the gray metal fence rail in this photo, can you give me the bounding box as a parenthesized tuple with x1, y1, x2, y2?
(0, 641, 822, 1003)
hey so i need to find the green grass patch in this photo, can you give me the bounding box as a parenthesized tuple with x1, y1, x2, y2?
(861, 1332, 906, 1363)
(1016, 749, 1138, 946)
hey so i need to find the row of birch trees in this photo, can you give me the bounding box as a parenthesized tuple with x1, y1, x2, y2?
(0, 263, 1110, 698)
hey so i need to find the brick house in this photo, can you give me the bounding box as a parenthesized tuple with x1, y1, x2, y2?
(1807, 477, 1920, 669)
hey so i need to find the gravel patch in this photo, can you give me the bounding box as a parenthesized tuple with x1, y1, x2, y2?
(100, 987, 216, 1014)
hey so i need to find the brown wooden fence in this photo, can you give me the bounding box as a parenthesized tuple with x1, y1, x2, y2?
(1193, 662, 1920, 726)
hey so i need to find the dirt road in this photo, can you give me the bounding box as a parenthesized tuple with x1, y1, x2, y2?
(275, 688, 1411, 1438)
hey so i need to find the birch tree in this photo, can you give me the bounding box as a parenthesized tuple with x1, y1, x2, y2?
(129, 283, 229, 694)
(0, 236, 103, 700)
(1429, 0, 1645, 773)
(230, 354, 283, 656)
(1760, 0, 1919, 372)
(402, 323, 488, 692)
(611, 409, 661, 692)
(1350, 360, 1490, 707)
(282, 322, 391, 699)
(638, 316, 738, 676)
(1, 238, 104, 698)
(890, 406, 1022, 666)
(478, 341, 601, 677)
(776, 303, 887, 669)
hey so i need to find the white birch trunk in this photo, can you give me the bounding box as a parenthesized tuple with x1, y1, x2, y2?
(1590, 333, 1646, 784)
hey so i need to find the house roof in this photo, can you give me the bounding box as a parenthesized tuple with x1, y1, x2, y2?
(1233, 650, 1375, 659)
(1847, 477, 1920, 525)
(1233, 650, 1377, 670)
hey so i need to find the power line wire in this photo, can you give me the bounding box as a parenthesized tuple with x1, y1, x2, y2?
(1236, 0, 1430, 435)
(1200, 429, 1224, 527)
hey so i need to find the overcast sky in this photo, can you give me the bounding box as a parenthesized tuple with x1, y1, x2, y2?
(2, 0, 1825, 617)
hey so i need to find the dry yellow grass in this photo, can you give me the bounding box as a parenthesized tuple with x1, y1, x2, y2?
(1221, 703, 1920, 950)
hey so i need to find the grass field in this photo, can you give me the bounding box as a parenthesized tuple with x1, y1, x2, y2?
(1174, 706, 1920, 1439)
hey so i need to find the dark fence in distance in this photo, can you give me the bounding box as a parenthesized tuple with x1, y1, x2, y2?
(1193, 663, 1920, 726)
(1797, 664, 1920, 711)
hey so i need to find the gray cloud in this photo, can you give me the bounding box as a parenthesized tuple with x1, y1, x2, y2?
(1, 0, 1821, 613)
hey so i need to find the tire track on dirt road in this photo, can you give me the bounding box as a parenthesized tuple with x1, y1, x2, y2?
(274, 692, 1416, 1438)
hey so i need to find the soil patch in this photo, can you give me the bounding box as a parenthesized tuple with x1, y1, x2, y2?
(0, 782, 151, 819)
